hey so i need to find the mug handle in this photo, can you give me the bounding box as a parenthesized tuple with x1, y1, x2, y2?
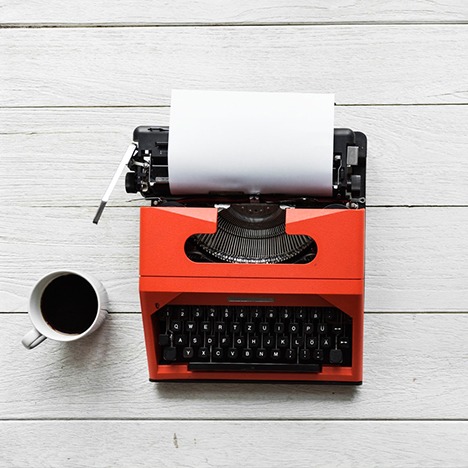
(22, 328, 47, 349)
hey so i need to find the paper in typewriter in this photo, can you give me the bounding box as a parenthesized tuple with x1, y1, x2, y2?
(168, 90, 334, 196)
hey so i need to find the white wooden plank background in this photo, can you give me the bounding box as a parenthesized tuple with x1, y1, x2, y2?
(1, 26, 468, 106)
(2, 0, 468, 25)
(1, 1, 468, 466)
(1, 421, 467, 468)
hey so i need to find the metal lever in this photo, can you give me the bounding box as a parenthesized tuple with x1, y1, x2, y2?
(93, 143, 137, 224)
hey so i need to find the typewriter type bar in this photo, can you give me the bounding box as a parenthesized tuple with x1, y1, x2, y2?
(132, 127, 366, 384)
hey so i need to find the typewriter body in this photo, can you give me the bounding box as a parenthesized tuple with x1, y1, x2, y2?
(126, 126, 366, 384)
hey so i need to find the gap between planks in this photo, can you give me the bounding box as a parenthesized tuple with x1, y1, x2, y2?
(130, 204, 468, 208)
(1, 311, 467, 315)
(2, 21, 468, 29)
(0, 418, 467, 422)
(2, 103, 468, 109)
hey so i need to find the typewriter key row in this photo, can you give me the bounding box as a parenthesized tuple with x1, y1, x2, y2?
(156, 305, 352, 370)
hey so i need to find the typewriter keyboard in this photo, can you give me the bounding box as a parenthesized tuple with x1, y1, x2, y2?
(156, 305, 352, 372)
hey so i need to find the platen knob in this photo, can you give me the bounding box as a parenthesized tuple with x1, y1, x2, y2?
(350, 174, 361, 193)
(125, 172, 138, 193)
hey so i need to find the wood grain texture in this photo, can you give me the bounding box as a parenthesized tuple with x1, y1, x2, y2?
(1, 206, 468, 313)
(2, 313, 468, 420)
(2, 1, 468, 464)
(2, 0, 468, 25)
(1, 26, 468, 106)
(1, 420, 468, 468)
(1, 105, 468, 207)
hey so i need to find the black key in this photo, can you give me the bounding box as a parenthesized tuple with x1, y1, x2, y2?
(220, 336, 231, 348)
(234, 336, 246, 348)
(213, 347, 224, 361)
(264, 336, 274, 348)
(170, 320, 182, 332)
(271, 349, 281, 360)
(178, 307, 188, 319)
(259, 322, 269, 333)
(201, 321, 211, 333)
(191, 335, 201, 346)
(188, 363, 322, 373)
(293, 337, 304, 347)
(174, 334, 187, 346)
(230, 322, 241, 333)
(278, 336, 289, 348)
(339, 337, 350, 348)
(183, 347, 194, 359)
(256, 348, 267, 360)
(185, 321, 196, 332)
(198, 347, 209, 360)
(251, 309, 262, 321)
(299, 349, 311, 362)
(295, 308, 305, 321)
(306, 337, 317, 348)
(274, 322, 285, 333)
(245, 322, 255, 333)
(193, 307, 203, 319)
(288, 323, 299, 334)
(312, 311, 320, 321)
(280, 308, 291, 320)
(159, 334, 170, 346)
(266, 308, 277, 320)
(313, 349, 324, 361)
(285, 348, 297, 361)
(222, 307, 231, 320)
(329, 349, 343, 364)
(321, 336, 332, 348)
(215, 322, 226, 333)
(227, 348, 238, 360)
(242, 348, 253, 360)
(332, 325, 343, 335)
(317, 323, 327, 334)
(237, 309, 248, 321)
(207, 308, 217, 319)
(249, 336, 259, 348)
(206, 335, 215, 346)
(304, 323, 314, 335)
(163, 347, 177, 361)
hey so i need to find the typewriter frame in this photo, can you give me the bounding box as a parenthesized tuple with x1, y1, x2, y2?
(140, 207, 364, 384)
(127, 127, 366, 384)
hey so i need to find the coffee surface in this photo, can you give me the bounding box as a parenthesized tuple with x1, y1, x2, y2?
(41, 274, 98, 334)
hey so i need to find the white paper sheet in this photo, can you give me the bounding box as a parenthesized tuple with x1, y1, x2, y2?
(168, 90, 334, 196)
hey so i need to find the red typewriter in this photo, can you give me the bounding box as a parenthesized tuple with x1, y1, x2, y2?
(96, 126, 367, 384)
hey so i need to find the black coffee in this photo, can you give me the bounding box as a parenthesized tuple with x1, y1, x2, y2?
(40, 274, 98, 334)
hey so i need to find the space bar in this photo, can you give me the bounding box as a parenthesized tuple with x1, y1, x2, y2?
(188, 362, 322, 373)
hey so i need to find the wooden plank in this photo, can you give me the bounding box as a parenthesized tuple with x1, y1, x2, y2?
(2, 313, 468, 420)
(1, 206, 467, 312)
(1, 26, 467, 106)
(1, 421, 467, 468)
(2, 0, 468, 25)
(1, 105, 467, 207)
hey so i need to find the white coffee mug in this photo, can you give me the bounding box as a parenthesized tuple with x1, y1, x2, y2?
(22, 270, 108, 349)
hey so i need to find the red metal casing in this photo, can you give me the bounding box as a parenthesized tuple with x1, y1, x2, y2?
(139, 206, 365, 383)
